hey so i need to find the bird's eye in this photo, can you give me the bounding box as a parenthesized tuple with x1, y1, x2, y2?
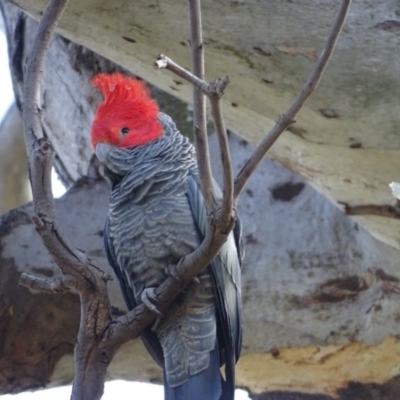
(120, 127, 130, 136)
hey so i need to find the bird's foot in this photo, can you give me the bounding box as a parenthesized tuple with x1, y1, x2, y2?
(165, 259, 183, 281)
(141, 288, 161, 315)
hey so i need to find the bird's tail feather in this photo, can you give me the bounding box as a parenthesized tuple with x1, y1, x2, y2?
(164, 346, 223, 400)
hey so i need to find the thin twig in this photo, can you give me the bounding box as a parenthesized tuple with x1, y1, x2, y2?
(233, 0, 351, 200)
(154, 54, 229, 99)
(155, 54, 209, 92)
(188, 0, 216, 212)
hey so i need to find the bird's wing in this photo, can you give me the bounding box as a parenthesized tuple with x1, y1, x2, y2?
(186, 173, 243, 397)
(103, 217, 165, 367)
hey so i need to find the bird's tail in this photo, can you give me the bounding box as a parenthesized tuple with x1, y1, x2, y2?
(164, 346, 225, 400)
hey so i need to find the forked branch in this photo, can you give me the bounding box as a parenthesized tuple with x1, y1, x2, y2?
(21, 0, 112, 399)
(156, 0, 350, 226)
(233, 0, 351, 200)
(155, 55, 234, 232)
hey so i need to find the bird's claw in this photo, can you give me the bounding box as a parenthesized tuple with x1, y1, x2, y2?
(165, 261, 201, 284)
(141, 288, 161, 315)
(165, 262, 182, 281)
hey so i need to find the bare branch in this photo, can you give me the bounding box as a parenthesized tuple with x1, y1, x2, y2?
(156, 4, 236, 234)
(154, 55, 230, 96)
(22, 0, 109, 300)
(22, 0, 69, 148)
(341, 202, 400, 219)
(233, 0, 351, 200)
(155, 55, 234, 231)
(187, 0, 216, 212)
(19, 273, 76, 293)
(208, 84, 234, 233)
(21, 1, 114, 398)
(23, 0, 68, 234)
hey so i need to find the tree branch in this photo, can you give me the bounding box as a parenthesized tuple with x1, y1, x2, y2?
(21, 1, 113, 398)
(155, 56, 234, 231)
(154, 54, 209, 92)
(22, 0, 88, 281)
(341, 202, 400, 219)
(208, 80, 234, 232)
(233, 0, 351, 200)
(187, 0, 216, 212)
(19, 273, 76, 293)
(22, 0, 68, 148)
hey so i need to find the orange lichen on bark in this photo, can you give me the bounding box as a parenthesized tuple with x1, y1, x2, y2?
(237, 336, 400, 397)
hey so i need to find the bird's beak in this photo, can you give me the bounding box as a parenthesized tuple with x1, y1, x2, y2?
(96, 143, 116, 163)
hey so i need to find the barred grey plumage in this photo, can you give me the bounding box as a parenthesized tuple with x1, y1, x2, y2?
(101, 113, 242, 400)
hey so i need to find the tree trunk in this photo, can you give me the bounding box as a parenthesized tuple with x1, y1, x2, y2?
(2, 2, 400, 399)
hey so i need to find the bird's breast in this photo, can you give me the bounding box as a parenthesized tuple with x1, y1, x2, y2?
(108, 171, 201, 290)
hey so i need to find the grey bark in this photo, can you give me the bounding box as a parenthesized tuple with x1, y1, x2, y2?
(1, 2, 400, 399)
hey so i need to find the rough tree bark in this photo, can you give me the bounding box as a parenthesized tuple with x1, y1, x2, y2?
(2, 1, 400, 400)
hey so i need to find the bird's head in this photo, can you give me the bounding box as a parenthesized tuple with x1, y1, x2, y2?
(91, 73, 163, 160)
